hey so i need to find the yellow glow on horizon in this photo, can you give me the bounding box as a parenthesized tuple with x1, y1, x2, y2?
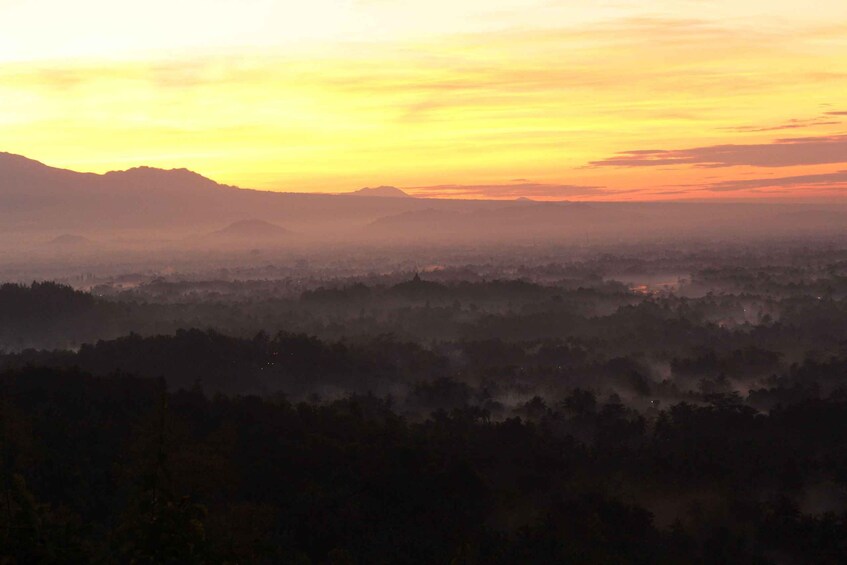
(1, 2, 846, 201)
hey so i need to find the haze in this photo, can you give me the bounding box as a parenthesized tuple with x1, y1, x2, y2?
(4, 2, 847, 563)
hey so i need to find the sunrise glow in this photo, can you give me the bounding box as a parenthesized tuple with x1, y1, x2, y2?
(2, 0, 846, 200)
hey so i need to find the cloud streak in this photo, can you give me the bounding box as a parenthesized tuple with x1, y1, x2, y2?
(2, 11, 846, 198)
(724, 117, 840, 133)
(589, 135, 847, 169)
(408, 183, 608, 199)
(702, 170, 847, 192)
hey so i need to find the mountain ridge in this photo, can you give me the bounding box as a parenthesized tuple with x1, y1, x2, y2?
(3, 151, 846, 242)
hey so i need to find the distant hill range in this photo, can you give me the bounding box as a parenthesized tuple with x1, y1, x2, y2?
(1, 151, 845, 243)
(0, 152, 426, 235)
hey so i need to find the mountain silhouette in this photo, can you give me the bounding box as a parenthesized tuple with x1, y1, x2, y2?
(0, 152, 242, 230)
(0, 152, 431, 233)
(0, 152, 231, 196)
(3, 151, 846, 243)
(101, 166, 230, 193)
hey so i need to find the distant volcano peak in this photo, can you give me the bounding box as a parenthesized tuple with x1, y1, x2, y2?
(349, 186, 410, 198)
(212, 219, 290, 239)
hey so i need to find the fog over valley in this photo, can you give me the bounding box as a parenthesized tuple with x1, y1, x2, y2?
(3, 0, 847, 556)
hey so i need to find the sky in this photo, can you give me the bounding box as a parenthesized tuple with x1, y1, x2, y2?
(1, 0, 846, 200)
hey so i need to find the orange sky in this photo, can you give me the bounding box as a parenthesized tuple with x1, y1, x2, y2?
(1, 1, 846, 201)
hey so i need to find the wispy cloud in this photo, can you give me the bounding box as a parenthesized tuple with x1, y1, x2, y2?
(408, 182, 608, 199)
(589, 135, 847, 169)
(2, 12, 847, 198)
(723, 117, 840, 133)
(702, 170, 847, 192)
